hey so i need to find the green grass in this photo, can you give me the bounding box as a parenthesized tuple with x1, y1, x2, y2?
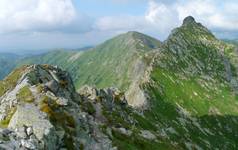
(0, 107, 17, 128)
(17, 86, 34, 103)
(111, 129, 176, 150)
(18, 32, 161, 91)
(150, 67, 238, 116)
(0, 66, 28, 96)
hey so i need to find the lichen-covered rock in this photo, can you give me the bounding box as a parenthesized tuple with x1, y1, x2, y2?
(139, 130, 156, 140)
(0, 65, 116, 150)
(8, 104, 55, 142)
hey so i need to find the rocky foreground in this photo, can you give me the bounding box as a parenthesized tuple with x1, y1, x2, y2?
(0, 65, 160, 150)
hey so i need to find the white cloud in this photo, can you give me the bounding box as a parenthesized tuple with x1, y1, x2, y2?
(176, 0, 238, 31)
(145, 1, 179, 34)
(0, 0, 85, 34)
(94, 15, 145, 31)
(94, 0, 238, 40)
(94, 1, 179, 39)
(1, 0, 238, 51)
(93, 1, 181, 39)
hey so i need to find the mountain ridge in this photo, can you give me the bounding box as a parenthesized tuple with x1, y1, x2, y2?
(18, 31, 162, 107)
(1, 16, 238, 149)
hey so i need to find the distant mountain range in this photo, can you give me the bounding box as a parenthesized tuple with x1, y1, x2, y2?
(1, 16, 238, 149)
(0, 53, 20, 79)
(223, 39, 238, 47)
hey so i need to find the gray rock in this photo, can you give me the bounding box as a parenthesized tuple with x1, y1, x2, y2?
(0, 65, 118, 150)
(56, 97, 68, 106)
(140, 130, 156, 140)
(79, 85, 97, 100)
(26, 127, 33, 136)
(21, 139, 36, 150)
(45, 80, 59, 93)
(117, 128, 132, 136)
(15, 127, 27, 139)
(8, 104, 54, 141)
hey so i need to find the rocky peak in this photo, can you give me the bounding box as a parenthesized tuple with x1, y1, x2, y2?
(159, 16, 234, 82)
(182, 16, 196, 26)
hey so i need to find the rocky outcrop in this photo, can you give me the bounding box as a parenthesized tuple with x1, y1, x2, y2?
(0, 65, 157, 150)
(0, 65, 116, 150)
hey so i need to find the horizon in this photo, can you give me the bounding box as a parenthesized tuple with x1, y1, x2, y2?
(0, 0, 238, 52)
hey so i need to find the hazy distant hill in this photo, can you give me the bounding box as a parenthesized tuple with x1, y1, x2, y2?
(0, 53, 20, 79)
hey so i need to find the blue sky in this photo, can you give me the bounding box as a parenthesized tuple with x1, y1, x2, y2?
(74, 0, 147, 17)
(0, 0, 237, 52)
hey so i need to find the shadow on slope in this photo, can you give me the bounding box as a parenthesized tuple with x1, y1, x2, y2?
(143, 84, 238, 149)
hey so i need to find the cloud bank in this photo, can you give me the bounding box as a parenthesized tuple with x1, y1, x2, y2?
(0, 0, 237, 51)
(0, 0, 92, 34)
(94, 0, 238, 39)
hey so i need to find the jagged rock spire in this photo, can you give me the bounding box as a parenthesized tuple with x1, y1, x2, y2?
(182, 16, 196, 26)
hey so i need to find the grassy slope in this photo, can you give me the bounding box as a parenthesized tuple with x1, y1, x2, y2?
(19, 31, 161, 91)
(137, 18, 238, 149)
(0, 66, 28, 97)
(153, 20, 238, 114)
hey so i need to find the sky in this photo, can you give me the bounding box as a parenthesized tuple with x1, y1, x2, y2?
(0, 0, 238, 52)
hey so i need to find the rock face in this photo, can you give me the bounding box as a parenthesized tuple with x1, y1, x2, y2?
(182, 16, 196, 26)
(0, 65, 116, 149)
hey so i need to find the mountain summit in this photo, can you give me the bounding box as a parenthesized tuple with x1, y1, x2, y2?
(182, 16, 196, 26)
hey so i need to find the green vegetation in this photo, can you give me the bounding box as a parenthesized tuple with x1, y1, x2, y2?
(150, 67, 238, 116)
(18, 32, 161, 90)
(17, 86, 34, 103)
(0, 107, 17, 128)
(39, 95, 76, 149)
(0, 66, 28, 97)
(81, 101, 96, 115)
(137, 17, 238, 149)
(111, 129, 176, 150)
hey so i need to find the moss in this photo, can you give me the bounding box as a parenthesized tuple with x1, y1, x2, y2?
(17, 86, 34, 103)
(59, 80, 68, 88)
(81, 101, 96, 115)
(79, 143, 84, 150)
(95, 96, 102, 102)
(0, 107, 17, 128)
(39, 95, 76, 149)
(113, 92, 126, 104)
(39, 96, 58, 117)
(36, 84, 44, 93)
(42, 64, 51, 70)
